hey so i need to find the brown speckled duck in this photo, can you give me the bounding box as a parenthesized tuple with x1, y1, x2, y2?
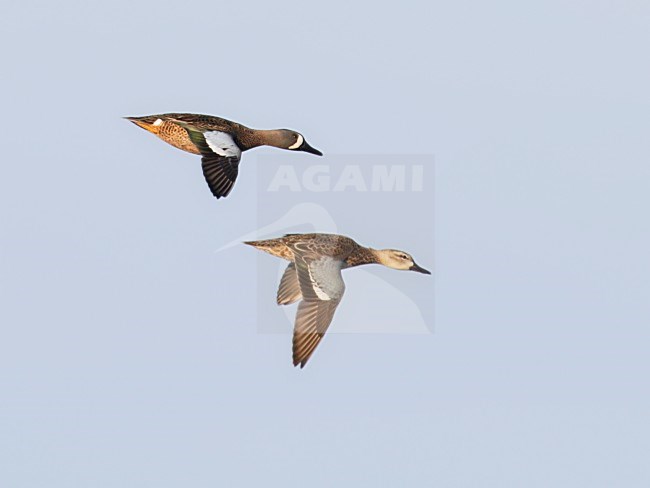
(245, 233, 431, 368)
(125, 113, 322, 199)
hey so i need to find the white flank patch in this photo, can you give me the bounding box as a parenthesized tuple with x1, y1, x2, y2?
(288, 134, 304, 150)
(204, 131, 242, 158)
(153, 118, 163, 126)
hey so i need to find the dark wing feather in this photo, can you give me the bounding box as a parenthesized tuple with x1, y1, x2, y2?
(200, 155, 239, 199)
(186, 129, 241, 199)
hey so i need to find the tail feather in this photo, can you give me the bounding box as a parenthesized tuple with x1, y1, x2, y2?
(243, 239, 291, 260)
(243, 240, 267, 248)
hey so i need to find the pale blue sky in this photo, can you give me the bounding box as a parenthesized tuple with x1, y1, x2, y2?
(1, 1, 649, 486)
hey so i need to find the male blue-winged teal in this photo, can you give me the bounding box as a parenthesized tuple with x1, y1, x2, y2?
(245, 233, 431, 368)
(125, 113, 322, 199)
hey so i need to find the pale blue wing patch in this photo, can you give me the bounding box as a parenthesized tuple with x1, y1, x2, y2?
(181, 129, 242, 199)
(286, 243, 347, 367)
(203, 131, 242, 158)
(294, 254, 346, 302)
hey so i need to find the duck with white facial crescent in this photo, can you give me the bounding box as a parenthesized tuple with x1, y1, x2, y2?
(125, 113, 322, 199)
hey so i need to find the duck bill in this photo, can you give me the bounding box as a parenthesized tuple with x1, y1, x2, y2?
(410, 262, 431, 275)
(300, 140, 323, 156)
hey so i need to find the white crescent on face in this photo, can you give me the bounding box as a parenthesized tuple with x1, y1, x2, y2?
(288, 134, 304, 150)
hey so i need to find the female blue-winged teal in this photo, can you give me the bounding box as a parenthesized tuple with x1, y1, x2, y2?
(245, 233, 431, 368)
(125, 113, 322, 199)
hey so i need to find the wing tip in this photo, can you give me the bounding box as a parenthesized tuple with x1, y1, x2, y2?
(293, 357, 308, 369)
(202, 156, 237, 199)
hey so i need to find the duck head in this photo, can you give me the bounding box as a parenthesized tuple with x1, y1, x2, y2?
(269, 129, 323, 156)
(375, 249, 431, 274)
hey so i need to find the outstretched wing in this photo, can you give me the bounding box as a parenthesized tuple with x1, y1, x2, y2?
(290, 247, 346, 368)
(185, 129, 242, 199)
(277, 263, 302, 305)
(293, 300, 341, 368)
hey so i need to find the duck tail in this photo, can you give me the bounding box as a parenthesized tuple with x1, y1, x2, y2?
(243, 239, 288, 259)
(243, 239, 275, 252)
(243, 239, 267, 248)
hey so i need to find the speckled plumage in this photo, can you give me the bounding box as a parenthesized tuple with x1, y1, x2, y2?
(244, 233, 379, 268)
(245, 233, 431, 368)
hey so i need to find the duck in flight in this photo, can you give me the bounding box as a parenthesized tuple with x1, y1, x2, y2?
(125, 113, 322, 199)
(245, 233, 431, 368)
